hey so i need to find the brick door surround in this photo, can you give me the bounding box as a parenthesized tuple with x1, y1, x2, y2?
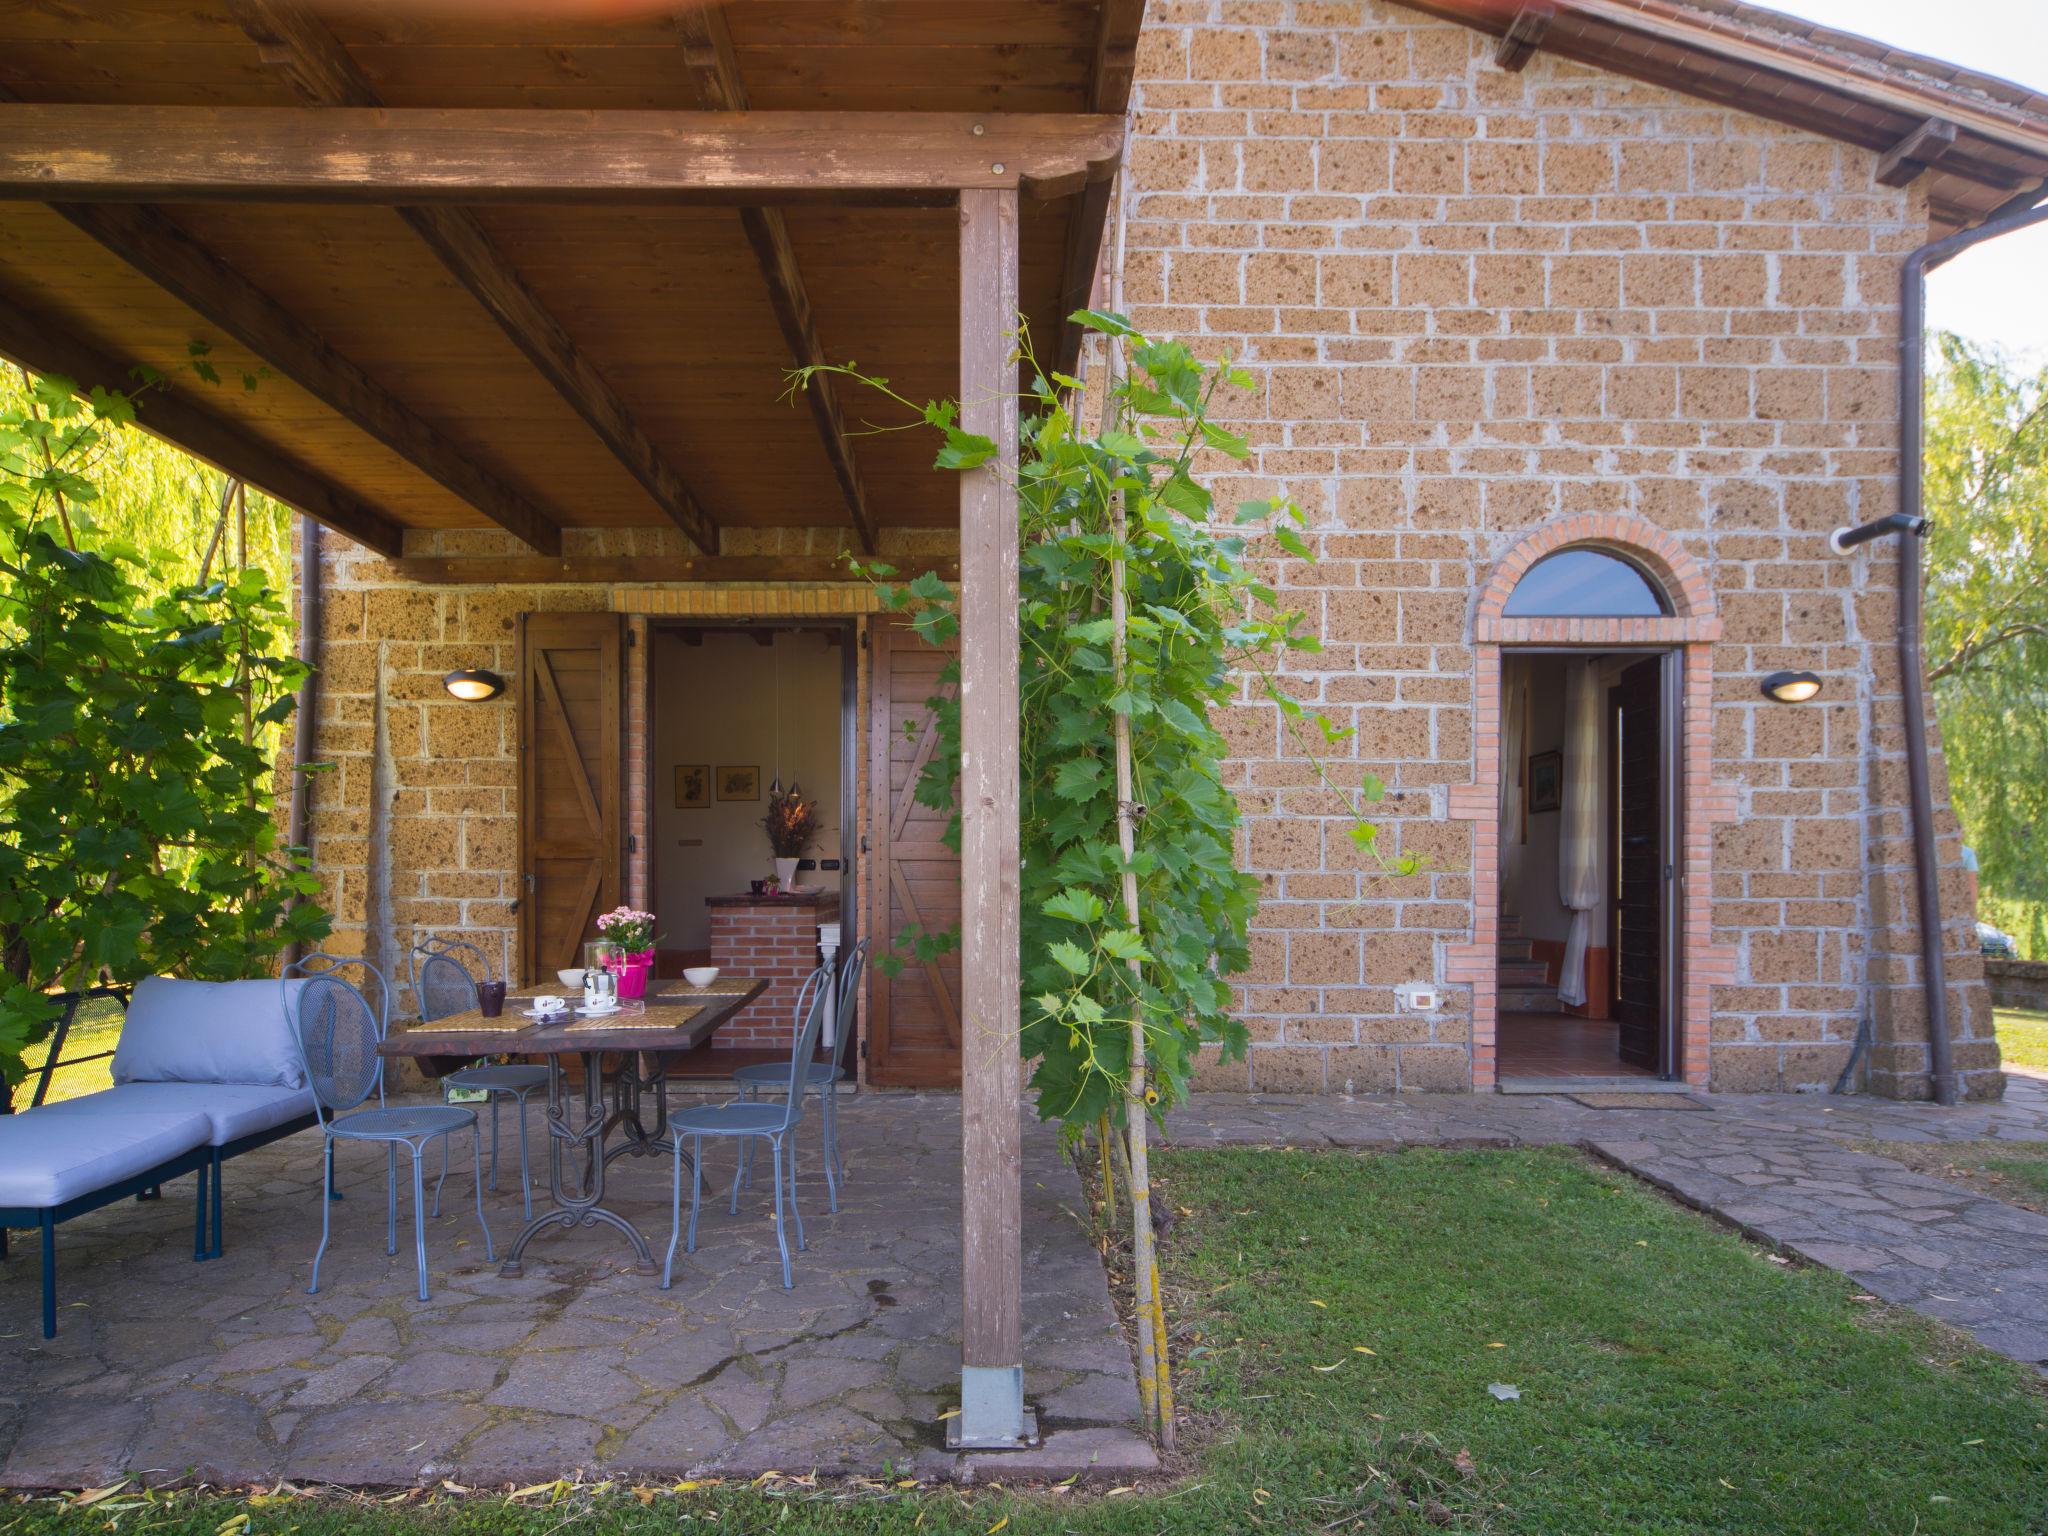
(1448, 515, 1739, 1090)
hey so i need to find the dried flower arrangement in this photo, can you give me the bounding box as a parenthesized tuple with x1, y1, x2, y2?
(762, 783, 819, 859)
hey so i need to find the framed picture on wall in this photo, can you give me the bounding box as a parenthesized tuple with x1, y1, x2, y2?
(715, 765, 760, 802)
(1528, 750, 1562, 814)
(674, 763, 709, 808)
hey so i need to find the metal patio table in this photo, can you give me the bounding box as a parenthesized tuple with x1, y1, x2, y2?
(380, 977, 768, 1276)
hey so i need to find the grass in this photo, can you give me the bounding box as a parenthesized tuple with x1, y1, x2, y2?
(1996, 1007, 2048, 1076)
(1857, 1137, 2048, 1214)
(13, 996, 122, 1107)
(6, 1147, 2046, 1535)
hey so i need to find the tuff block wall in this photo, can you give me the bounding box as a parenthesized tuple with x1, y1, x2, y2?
(1120, 0, 1996, 1096)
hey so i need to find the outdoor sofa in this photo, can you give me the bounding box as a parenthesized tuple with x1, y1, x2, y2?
(0, 976, 318, 1337)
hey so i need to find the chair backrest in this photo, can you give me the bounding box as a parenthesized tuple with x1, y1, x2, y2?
(774, 963, 834, 1132)
(281, 953, 391, 1122)
(408, 934, 491, 1022)
(834, 937, 869, 1029)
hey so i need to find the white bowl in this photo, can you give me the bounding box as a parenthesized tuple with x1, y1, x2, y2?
(557, 968, 586, 988)
(683, 966, 721, 987)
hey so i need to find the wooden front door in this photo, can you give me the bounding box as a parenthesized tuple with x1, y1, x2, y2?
(867, 620, 962, 1087)
(517, 612, 622, 986)
(1613, 656, 1665, 1071)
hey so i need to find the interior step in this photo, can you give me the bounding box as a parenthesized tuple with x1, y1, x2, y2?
(1497, 936, 1534, 963)
(1497, 1076, 1693, 1095)
(1497, 960, 1549, 986)
(1498, 912, 1523, 939)
(1500, 986, 1561, 1011)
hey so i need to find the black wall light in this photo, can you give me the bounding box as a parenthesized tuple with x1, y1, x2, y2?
(443, 668, 506, 702)
(1760, 669, 1822, 704)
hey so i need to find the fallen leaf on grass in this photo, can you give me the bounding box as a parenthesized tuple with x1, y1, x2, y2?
(1453, 1448, 1477, 1477)
(1719, 1479, 1736, 1489)
(1312, 1361, 1346, 1373)
(986, 1518, 1009, 1534)
(1353, 1346, 1377, 1356)
(936, 1409, 961, 1421)
(1486, 1341, 1505, 1349)
(72, 1482, 129, 1508)
(1306, 1299, 1328, 1308)
(1252, 1488, 1272, 1505)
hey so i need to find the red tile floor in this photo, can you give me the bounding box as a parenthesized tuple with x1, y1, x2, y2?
(1497, 1011, 1656, 1081)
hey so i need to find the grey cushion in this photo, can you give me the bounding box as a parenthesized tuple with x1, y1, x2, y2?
(0, 1110, 212, 1209)
(35, 1083, 313, 1145)
(112, 976, 308, 1089)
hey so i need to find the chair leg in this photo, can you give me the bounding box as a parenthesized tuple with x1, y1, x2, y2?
(686, 1135, 704, 1256)
(192, 1159, 209, 1262)
(430, 1127, 450, 1219)
(515, 1090, 534, 1222)
(729, 1130, 745, 1216)
(40, 1212, 57, 1339)
(409, 1144, 431, 1302)
(769, 1136, 793, 1289)
(210, 1149, 225, 1259)
(310, 1139, 334, 1295)
(662, 1138, 685, 1289)
(787, 1132, 807, 1253)
(386, 1142, 398, 1257)
(468, 1126, 495, 1262)
(488, 1093, 502, 1191)
(821, 1079, 840, 1214)
(740, 1084, 756, 1189)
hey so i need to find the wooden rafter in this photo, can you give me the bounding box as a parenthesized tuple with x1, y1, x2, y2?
(1055, 0, 1142, 381)
(1877, 118, 1960, 187)
(675, 5, 876, 555)
(390, 554, 959, 585)
(0, 106, 1129, 204)
(1495, 3, 1556, 72)
(0, 284, 404, 556)
(52, 201, 562, 554)
(223, 0, 721, 556)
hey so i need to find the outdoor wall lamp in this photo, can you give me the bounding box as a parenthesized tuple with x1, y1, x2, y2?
(442, 668, 506, 702)
(1760, 670, 1823, 704)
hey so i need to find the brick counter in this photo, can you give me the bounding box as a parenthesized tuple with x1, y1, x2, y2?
(706, 891, 840, 1050)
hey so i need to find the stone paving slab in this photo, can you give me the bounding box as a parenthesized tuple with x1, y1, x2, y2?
(0, 1096, 1154, 1489)
(1164, 1076, 2048, 1375)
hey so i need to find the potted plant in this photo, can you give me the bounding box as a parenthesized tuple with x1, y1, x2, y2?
(762, 782, 818, 891)
(594, 906, 659, 998)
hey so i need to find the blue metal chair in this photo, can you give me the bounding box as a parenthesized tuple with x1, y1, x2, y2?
(733, 937, 865, 1211)
(282, 953, 494, 1301)
(665, 963, 830, 1290)
(409, 935, 546, 1221)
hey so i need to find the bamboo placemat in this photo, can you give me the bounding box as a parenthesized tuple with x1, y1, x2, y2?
(566, 1005, 702, 1031)
(673, 984, 754, 996)
(417, 1016, 536, 1034)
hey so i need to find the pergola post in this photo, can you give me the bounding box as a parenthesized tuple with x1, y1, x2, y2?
(953, 185, 1029, 1450)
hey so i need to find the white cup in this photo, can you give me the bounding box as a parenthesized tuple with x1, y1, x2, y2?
(530, 995, 567, 1015)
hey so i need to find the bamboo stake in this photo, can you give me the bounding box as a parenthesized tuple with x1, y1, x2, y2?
(1151, 1261, 1176, 1442)
(1097, 1111, 1118, 1221)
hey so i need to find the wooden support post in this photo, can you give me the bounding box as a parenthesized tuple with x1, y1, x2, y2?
(953, 185, 1029, 1451)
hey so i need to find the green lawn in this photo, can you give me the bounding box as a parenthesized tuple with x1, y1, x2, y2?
(1996, 1007, 2048, 1075)
(7, 1148, 2044, 1535)
(13, 995, 122, 1107)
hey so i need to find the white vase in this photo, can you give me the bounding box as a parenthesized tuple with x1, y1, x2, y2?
(773, 856, 800, 889)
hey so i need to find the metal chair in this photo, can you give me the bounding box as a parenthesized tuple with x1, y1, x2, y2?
(283, 953, 494, 1300)
(409, 935, 547, 1222)
(733, 937, 865, 1211)
(665, 963, 830, 1290)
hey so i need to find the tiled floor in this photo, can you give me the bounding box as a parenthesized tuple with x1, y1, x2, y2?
(0, 1096, 1153, 1489)
(1497, 1010, 1655, 1081)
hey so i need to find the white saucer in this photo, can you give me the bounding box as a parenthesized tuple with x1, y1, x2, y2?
(575, 1004, 623, 1018)
(523, 1007, 570, 1020)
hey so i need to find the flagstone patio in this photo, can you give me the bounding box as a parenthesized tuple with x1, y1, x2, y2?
(0, 1096, 1154, 1489)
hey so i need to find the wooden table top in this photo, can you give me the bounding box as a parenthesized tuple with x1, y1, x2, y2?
(379, 977, 769, 1058)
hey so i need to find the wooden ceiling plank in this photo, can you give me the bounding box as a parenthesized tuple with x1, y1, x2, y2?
(0, 281, 404, 555)
(1053, 0, 1142, 380)
(226, 0, 720, 555)
(391, 554, 958, 585)
(676, 4, 875, 555)
(0, 105, 1131, 203)
(53, 201, 563, 554)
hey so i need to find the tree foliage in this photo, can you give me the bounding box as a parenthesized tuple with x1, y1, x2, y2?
(1925, 333, 2048, 923)
(0, 362, 327, 1097)
(816, 312, 1416, 1131)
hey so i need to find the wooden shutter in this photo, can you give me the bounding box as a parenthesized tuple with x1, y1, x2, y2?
(517, 612, 622, 986)
(867, 620, 962, 1087)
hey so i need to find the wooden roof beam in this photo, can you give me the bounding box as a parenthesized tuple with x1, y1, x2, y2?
(0, 284, 404, 556)
(674, 5, 875, 555)
(1495, 3, 1556, 73)
(53, 202, 562, 555)
(0, 106, 1130, 204)
(1877, 117, 1959, 187)
(391, 554, 959, 585)
(1055, 0, 1144, 381)
(226, 0, 720, 555)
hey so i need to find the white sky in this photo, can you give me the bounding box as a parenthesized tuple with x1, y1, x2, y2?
(1761, 0, 2048, 366)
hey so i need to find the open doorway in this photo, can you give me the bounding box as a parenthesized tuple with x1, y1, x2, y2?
(1497, 650, 1679, 1084)
(647, 622, 857, 1073)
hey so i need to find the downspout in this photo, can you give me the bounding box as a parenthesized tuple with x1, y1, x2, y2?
(1832, 187, 2048, 1105)
(281, 516, 321, 969)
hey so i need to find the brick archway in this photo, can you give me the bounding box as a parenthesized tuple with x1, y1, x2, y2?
(1448, 514, 1736, 1091)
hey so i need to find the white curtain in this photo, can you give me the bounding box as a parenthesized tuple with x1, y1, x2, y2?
(1556, 660, 1603, 1007)
(1499, 659, 1527, 912)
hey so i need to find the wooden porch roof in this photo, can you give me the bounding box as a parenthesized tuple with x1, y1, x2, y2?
(0, 1, 1142, 558)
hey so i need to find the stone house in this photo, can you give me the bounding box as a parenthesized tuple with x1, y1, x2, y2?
(3, 0, 2046, 1105)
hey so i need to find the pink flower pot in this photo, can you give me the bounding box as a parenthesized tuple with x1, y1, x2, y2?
(617, 959, 650, 1000)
